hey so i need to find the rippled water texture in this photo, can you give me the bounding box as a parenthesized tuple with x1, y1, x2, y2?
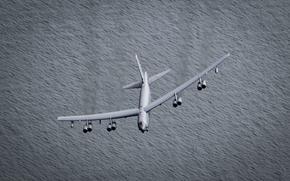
(1, 0, 290, 180)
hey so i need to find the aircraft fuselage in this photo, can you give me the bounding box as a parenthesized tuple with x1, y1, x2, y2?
(138, 72, 150, 132)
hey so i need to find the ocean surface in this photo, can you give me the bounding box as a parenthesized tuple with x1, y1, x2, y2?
(1, 0, 290, 180)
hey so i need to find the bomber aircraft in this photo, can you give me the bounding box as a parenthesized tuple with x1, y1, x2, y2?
(57, 53, 231, 133)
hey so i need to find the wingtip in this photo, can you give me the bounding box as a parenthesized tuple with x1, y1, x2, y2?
(164, 68, 171, 73)
(57, 116, 66, 121)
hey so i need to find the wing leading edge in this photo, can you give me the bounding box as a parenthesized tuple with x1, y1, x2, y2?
(57, 108, 139, 122)
(144, 53, 230, 112)
(57, 53, 230, 122)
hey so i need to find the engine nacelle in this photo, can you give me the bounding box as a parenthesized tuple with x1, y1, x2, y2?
(111, 121, 117, 130)
(201, 80, 207, 89)
(215, 67, 219, 73)
(83, 124, 88, 133)
(87, 122, 92, 132)
(107, 123, 112, 132)
(177, 97, 182, 105)
(70, 121, 74, 128)
(197, 82, 202, 90)
(173, 100, 178, 107)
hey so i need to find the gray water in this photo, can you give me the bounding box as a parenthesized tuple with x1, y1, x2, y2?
(1, 0, 290, 180)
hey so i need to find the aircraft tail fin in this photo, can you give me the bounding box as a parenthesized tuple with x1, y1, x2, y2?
(135, 54, 144, 81)
(123, 69, 171, 89)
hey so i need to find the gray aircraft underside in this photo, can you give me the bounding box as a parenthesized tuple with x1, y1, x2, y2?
(57, 53, 231, 133)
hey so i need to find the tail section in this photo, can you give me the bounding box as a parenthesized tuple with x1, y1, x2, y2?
(123, 69, 171, 89)
(123, 54, 171, 89)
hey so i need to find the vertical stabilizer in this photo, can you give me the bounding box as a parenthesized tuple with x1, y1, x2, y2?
(135, 54, 144, 81)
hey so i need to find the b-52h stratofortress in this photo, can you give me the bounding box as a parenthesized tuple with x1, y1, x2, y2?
(58, 53, 231, 133)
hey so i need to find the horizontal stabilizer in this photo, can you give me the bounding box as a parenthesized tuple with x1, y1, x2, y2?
(123, 80, 142, 89)
(123, 69, 171, 89)
(149, 69, 171, 84)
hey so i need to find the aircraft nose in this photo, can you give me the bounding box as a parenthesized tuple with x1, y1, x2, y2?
(142, 125, 149, 132)
(138, 121, 146, 131)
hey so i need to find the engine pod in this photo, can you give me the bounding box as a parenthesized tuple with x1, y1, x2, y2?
(107, 123, 112, 132)
(111, 122, 117, 130)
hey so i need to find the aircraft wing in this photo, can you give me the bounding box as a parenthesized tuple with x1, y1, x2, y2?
(57, 108, 139, 122)
(144, 53, 230, 112)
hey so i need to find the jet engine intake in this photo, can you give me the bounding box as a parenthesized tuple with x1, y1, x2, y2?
(177, 97, 182, 105)
(201, 80, 207, 89)
(87, 122, 92, 132)
(173, 100, 178, 107)
(83, 124, 88, 133)
(107, 123, 112, 132)
(111, 121, 117, 130)
(197, 81, 202, 90)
